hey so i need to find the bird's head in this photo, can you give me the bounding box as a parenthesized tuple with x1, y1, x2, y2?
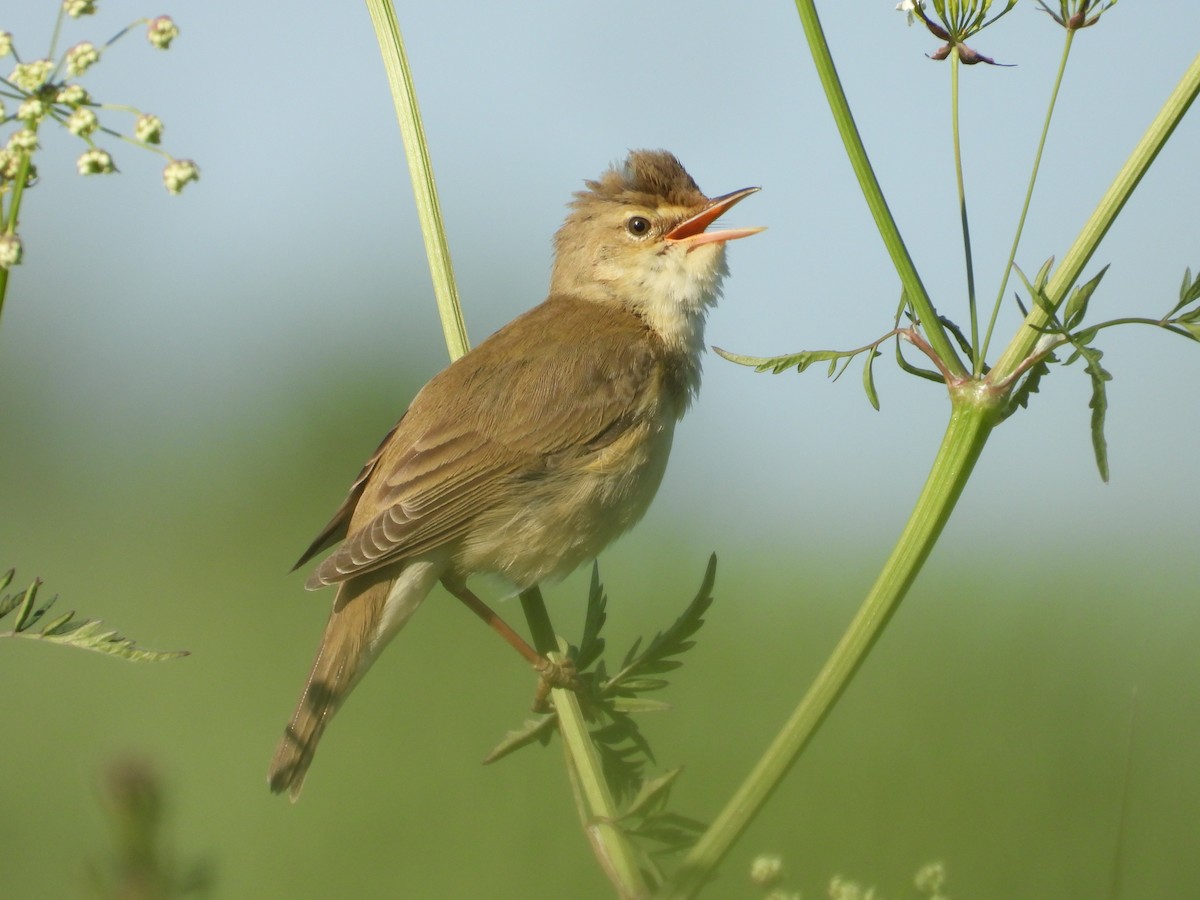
(550, 150, 761, 354)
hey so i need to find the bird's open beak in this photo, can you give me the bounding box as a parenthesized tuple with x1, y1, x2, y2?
(664, 186, 764, 250)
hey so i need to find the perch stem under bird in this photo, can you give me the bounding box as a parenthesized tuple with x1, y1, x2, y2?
(268, 150, 762, 800)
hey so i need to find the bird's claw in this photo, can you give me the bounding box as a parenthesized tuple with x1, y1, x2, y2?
(531, 655, 582, 712)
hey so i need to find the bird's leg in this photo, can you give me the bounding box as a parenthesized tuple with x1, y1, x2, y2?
(441, 578, 581, 708)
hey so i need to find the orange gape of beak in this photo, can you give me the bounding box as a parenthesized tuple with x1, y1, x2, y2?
(665, 186, 765, 250)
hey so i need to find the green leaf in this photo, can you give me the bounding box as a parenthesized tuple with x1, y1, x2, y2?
(1166, 266, 1200, 318)
(606, 556, 715, 695)
(1000, 351, 1057, 422)
(714, 346, 863, 376)
(0, 568, 188, 662)
(482, 714, 556, 765)
(620, 768, 683, 821)
(1063, 264, 1110, 330)
(894, 340, 943, 384)
(1064, 343, 1113, 482)
(862, 347, 881, 411)
(609, 697, 672, 714)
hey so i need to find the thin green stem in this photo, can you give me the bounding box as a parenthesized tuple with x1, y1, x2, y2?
(950, 49, 980, 373)
(365, 3, 645, 893)
(0, 137, 37, 327)
(792, 0, 967, 378)
(979, 28, 1075, 368)
(663, 393, 1002, 898)
(363, 0, 468, 361)
(991, 50, 1200, 381)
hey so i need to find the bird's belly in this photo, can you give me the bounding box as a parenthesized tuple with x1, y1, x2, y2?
(455, 416, 677, 588)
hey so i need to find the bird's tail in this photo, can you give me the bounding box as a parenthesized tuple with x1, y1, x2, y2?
(268, 559, 443, 801)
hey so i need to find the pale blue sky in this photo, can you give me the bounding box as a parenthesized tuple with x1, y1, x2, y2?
(3, 1, 1198, 562)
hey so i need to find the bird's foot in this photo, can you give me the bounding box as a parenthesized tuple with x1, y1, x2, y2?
(531, 655, 582, 712)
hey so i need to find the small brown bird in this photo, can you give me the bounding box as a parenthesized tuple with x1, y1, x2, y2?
(268, 150, 761, 799)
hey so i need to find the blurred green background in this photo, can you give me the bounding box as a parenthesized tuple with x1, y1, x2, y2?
(3, 2, 1199, 897)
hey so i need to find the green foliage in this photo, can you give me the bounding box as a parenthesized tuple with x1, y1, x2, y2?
(717, 337, 898, 411)
(0, 568, 188, 662)
(486, 557, 715, 861)
(1005, 260, 1200, 481)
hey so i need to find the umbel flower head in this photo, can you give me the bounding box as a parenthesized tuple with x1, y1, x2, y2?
(1036, 0, 1118, 30)
(897, 0, 1017, 65)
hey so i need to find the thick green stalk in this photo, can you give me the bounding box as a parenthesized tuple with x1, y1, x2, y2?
(978, 28, 1075, 369)
(662, 392, 1000, 898)
(990, 50, 1200, 381)
(364, 0, 468, 361)
(793, 0, 967, 378)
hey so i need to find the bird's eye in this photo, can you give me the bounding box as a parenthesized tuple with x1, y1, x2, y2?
(626, 216, 651, 237)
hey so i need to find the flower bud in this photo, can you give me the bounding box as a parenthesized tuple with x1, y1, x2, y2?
(147, 16, 180, 50)
(63, 0, 98, 17)
(135, 113, 164, 144)
(162, 158, 199, 194)
(10, 59, 54, 92)
(67, 107, 99, 137)
(77, 147, 116, 175)
(66, 41, 101, 76)
(0, 233, 23, 269)
(17, 98, 47, 124)
(56, 84, 91, 108)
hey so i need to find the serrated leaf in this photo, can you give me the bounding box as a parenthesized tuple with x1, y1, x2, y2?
(862, 347, 881, 411)
(1064, 264, 1110, 331)
(1, 568, 187, 661)
(714, 346, 864, 377)
(482, 714, 556, 764)
(1076, 343, 1113, 482)
(609, 697, 672, 714)
(1000, 352, 1057, 422)
(607, 556, 715, 695)
(620, 768, 683, 821)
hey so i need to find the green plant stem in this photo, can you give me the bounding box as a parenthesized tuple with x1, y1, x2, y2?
(792, 0, 966, 378)
(521, 587, 651, 899)
(0, 140, 36, 326)
(365, 3, 644, 892)
(990, 49, 1200, 381)
(662, 393, 1000, 899)
(950, 49, 980, 373)
(979, 28, 1075, 370)
(364, 0, 468, 361)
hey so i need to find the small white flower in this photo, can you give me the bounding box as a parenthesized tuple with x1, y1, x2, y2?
(10, 59, 54, 92)
(7, 129, 39, 152)
(0, 233, 23, 269)
(17, 98, 47, 123)
(0, 31, 12, 57)
(0, 150, 17, 181)
(66, 41, 101, 76)
(135, 113, 164, 144)
(896, 0, 923, 26)
(63, 0, 98, 17)
(67, 107, 99, 137)
(147, 16, 180, 50)
(57, 84, 91, 107)
(77, 147, 115, 175)
(162, 158, 199, 194)
(749, 855, 784, 889)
